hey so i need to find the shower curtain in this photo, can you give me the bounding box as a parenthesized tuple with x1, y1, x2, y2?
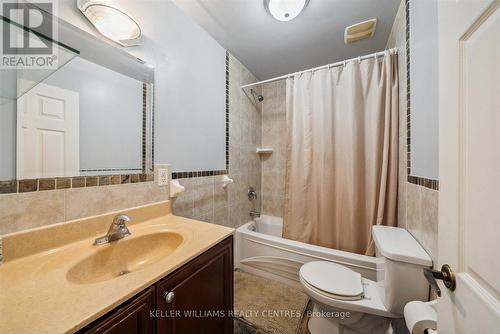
(282, 51, 398, 255)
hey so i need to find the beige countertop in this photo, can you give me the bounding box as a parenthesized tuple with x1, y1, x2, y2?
(0, 201, 234, 334)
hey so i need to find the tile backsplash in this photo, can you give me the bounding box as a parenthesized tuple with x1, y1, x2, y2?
(0, 174, 154, 194)
(0, 181, 168, 235)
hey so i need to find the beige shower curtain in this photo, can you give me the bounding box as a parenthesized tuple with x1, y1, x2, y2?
(283, 51, 398, 255)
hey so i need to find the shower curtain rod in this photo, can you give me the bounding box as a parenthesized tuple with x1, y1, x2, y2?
(240, 48, 397, 90)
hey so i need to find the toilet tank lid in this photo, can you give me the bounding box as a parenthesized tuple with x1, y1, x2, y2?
(372, 226, 432, 266)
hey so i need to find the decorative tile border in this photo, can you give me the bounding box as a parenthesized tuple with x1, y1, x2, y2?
(226, 51, 230, 169)
(405, 0, 439, 190)
(172, 51, 230, 179)
(407, 176, 439, 190)
(0, 174, 155, 194)
(172, 170, 228, 180)
(142, 83, 147, 172)
(151, 84, 155, 170)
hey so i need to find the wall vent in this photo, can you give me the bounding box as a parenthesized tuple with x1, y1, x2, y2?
(344, 19, 377, 44)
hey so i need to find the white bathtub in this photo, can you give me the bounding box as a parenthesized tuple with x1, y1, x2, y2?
(235, 215, 384, 288)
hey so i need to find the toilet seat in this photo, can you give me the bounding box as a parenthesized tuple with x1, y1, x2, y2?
(299, 262, 400, 318)
(299, 261, 364, 300)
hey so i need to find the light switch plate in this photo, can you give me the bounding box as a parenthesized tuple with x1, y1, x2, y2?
(157, 168, 169, 186)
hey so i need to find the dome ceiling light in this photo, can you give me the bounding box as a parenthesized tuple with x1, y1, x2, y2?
(77, 0, 142, 46)
(264, 0, 310, 22)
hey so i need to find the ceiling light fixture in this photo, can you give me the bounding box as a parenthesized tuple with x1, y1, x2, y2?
(77, 0, 141, 46)
(264, 0, 309, 22)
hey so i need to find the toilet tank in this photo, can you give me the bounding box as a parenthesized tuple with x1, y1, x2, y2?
(372, 226, 432, 315)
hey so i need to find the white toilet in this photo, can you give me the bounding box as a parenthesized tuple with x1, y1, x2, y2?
(299, 225, 432, 334)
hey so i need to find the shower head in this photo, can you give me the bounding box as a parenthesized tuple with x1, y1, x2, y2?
(250, 89, 264, 102)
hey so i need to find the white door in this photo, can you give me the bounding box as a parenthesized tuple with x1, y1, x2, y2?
(17, 83, 79, 179)
(438, 0, 500, 332)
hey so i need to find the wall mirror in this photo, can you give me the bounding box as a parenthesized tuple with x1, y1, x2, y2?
(0, 11, 154, 184)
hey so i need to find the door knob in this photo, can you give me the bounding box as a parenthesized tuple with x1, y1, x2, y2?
(423, 264, 456, 297)
(163, 291, 175, 303)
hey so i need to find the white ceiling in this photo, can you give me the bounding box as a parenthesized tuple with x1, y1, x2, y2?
(173, 0, 401, 80)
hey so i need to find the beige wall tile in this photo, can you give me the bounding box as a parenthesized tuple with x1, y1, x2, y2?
(193, 211, 213, 224)
(260, 80, 287, 217)
(406, 184, 422, 231)
(193, 182, 214, 218)
(213, 178, 229, 209)
(171, 190, 194, 219)
(262, 170, 285, 198)
(405, 181, 439, 262)
(227, 173, 244, 208)
(0, 190, 65, 235)
(229, 202, 244, 227)
(213, 206, 229, 227)
(419, 187, 439, 259)
(262, 195, 284, 217)
(65, 183, 168, 222)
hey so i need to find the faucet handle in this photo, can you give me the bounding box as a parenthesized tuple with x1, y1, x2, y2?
(248, 187, 258, 201)
(95, 214, 131, 245)
(113, 214, 131, 226)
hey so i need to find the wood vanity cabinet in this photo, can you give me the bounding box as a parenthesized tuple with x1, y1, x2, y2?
(77, 236, 233, 334)
(156, 235, 233, 334)
(78, 287, 156, 334)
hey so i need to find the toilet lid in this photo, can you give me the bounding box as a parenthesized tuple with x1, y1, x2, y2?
(300, 261, 364, 298)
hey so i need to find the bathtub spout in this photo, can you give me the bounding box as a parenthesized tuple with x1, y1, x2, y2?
(249, 211, 261, 219)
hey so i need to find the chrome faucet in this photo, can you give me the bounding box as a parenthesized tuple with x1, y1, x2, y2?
(94, 214, 131, 245)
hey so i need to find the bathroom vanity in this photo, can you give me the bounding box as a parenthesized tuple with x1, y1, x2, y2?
(0, 201, 234, 334)
(78, 236, 233, 334)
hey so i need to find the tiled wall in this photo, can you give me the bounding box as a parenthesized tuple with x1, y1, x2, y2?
(261, 81, 287, 217)
(171, 54, 261, 228)
(386, 0, 439, 261)
(0, 181, 169, 235)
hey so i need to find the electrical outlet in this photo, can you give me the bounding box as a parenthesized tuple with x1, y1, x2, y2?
(158, 168, 169, 186)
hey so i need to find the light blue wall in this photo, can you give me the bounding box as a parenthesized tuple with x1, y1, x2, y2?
(58, 0, 226, 172)
(410, 0, 439, 179)
(45, 57, 143, 172)
(0, 98, 16, 180)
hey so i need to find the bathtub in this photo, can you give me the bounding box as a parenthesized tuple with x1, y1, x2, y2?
(235, 215, 384, 288)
